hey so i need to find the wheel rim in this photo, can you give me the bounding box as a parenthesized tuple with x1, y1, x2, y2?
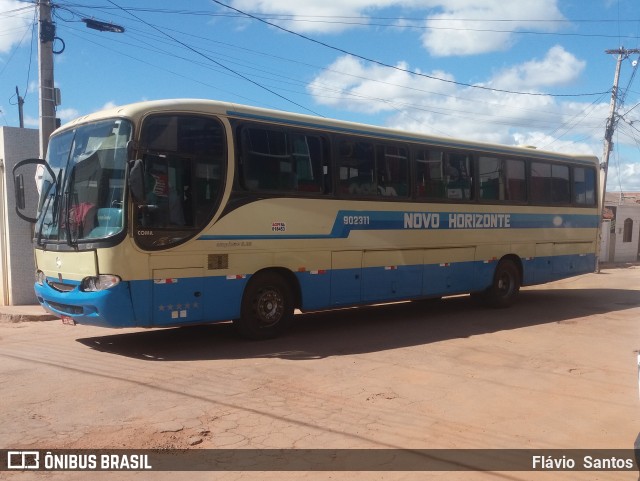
(497, 271, 513, 297)
(255, 288, 284, 327)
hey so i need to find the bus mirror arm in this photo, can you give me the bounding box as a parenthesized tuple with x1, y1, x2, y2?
(128, 158, 145, 203)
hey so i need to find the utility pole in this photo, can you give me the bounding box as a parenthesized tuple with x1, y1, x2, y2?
(597, 47, 640, 271)
(38, 0, 56, 159)
(15, 86, 24, 128)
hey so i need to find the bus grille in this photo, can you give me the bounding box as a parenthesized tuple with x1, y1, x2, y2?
(47, 302, 83, 315)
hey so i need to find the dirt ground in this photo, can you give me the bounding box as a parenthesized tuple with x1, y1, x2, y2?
(1, 266, 639, 481)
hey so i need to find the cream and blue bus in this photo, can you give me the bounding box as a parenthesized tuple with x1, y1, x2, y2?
(13, 99, 599, 339)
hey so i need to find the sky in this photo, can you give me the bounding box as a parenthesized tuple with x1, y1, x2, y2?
(1, 0, 640, 192)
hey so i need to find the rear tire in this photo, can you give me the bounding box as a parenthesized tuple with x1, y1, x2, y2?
(484, 259, 520, 308)
(235, 272, 294, 340)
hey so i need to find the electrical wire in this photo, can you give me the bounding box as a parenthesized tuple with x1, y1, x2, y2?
(73, 0, 324, 116)
(211, 0, 611, 99)
(49, 2, 610, 144)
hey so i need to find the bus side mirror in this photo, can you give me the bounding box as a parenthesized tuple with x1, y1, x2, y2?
(128, 158, 145, 203)
(12, 158, 51, 224)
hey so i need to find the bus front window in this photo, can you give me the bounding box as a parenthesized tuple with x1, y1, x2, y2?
(134, 115, 226, 250)
(35, 119, 132, 245)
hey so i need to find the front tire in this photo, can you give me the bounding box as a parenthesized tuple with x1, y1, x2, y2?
(235, 272, 294, 340)
(484, 259, 521, 308)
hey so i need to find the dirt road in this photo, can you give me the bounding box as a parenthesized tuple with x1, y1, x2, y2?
(1, 266, 639, 480)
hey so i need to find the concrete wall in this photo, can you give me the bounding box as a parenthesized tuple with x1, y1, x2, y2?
(611, 204, 640, 262)
(0, 127, 39, 305)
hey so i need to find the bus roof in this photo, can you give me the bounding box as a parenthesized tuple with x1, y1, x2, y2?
(57, 98, 599, 165)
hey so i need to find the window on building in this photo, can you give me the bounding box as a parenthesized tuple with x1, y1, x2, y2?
(623, 218, 633, 243)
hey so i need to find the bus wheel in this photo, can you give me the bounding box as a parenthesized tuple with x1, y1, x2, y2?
(236, 272, 294, 340)
(485, 259, 520, 308)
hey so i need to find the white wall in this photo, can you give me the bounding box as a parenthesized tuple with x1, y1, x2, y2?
(612, 205, 640, 263)
(0, 127, 39, 305)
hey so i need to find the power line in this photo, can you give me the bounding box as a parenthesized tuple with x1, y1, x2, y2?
(211, 0, 611, 99)
(51, 2, 610, 145)
(102, 0, 323, 116)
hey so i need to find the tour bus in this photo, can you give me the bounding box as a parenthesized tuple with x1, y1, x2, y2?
(13, 99, 599, 339)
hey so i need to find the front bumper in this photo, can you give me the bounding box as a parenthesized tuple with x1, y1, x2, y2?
(34, 277, 138, 328)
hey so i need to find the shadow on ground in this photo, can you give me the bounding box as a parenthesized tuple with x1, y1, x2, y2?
(76, 287, 638, 362)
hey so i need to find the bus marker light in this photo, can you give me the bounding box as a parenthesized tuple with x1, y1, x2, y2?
(226, 274, 246, 280)
(384, 266, 397, 270)
(310, 270, 327, 275)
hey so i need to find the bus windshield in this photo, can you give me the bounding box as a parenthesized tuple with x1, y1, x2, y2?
(35, 118, 132, 245)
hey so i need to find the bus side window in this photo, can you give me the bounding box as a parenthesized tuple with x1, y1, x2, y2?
(338, 140, 376, 196)
(551, 164, 570, 204)
(478, 157, 526, 202)
(445, 153, 473, 200)
(479, 156, 502, 200)
(241, 127, 289, 191)
(574, 167, 596, 206)
(377, 144, 408, 197)
(415, 149, 445, 199)
(291, 134, 325, 193)
(240, 127, 327, 194)
(505, 159, 526, 202)
(531, 161, 570, 204)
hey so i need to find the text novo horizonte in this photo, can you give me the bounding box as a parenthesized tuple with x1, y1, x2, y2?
(403, 212, 511, 230)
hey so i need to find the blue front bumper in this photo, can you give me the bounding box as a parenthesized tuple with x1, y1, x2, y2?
(34, 278, 139, 328)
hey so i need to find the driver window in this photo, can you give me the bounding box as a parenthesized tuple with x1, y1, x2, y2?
(135, 114, 225, 249)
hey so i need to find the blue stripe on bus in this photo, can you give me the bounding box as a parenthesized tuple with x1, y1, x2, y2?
(34, 252, 596, 328)
(198, 211, 599, 241)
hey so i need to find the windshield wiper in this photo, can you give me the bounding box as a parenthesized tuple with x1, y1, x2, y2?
(36, 193, 54, 247)
(63, 191, 78, 248)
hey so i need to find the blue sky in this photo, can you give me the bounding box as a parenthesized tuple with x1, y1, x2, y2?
(1, 0, 640, 191)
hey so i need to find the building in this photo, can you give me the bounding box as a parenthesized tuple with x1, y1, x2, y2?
(0, 127, 39, 305)
(601, 191, 640, 263)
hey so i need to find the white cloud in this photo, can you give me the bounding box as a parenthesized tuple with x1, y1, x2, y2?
(308, 47, 604, 151)
(56, 107, 79, 121)
(488, 45, 586, 91)
(226, 0, 565, 57)
(99, 101, 118, 111)
(308, 55, 456, 114)
(0, 0, 33, 54)
(229, 0, 394, 33)
(420, 0, 565, 56)
(607, 162, 640, 192)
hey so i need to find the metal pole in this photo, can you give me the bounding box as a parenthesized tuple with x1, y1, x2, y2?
(37, 0, 56, 159)
(597, 47, 640, 271)
(600, 50, 624, 214)
(15, 86, 24, 128)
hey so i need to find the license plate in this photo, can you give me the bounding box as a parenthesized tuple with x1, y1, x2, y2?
(61, 316, 76, 326)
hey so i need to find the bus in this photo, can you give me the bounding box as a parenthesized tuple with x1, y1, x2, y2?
(13, 99, 600, 339)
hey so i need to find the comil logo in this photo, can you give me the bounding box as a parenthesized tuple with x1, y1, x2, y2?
(7, 451, 40, 469)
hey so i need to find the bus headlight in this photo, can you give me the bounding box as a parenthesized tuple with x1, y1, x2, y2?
(36, 270, 46, 286)
(80, 274, 121, 292)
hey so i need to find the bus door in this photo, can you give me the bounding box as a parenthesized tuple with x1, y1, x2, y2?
(152, 268, 204, 325)
(331, 251, 362, 306)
